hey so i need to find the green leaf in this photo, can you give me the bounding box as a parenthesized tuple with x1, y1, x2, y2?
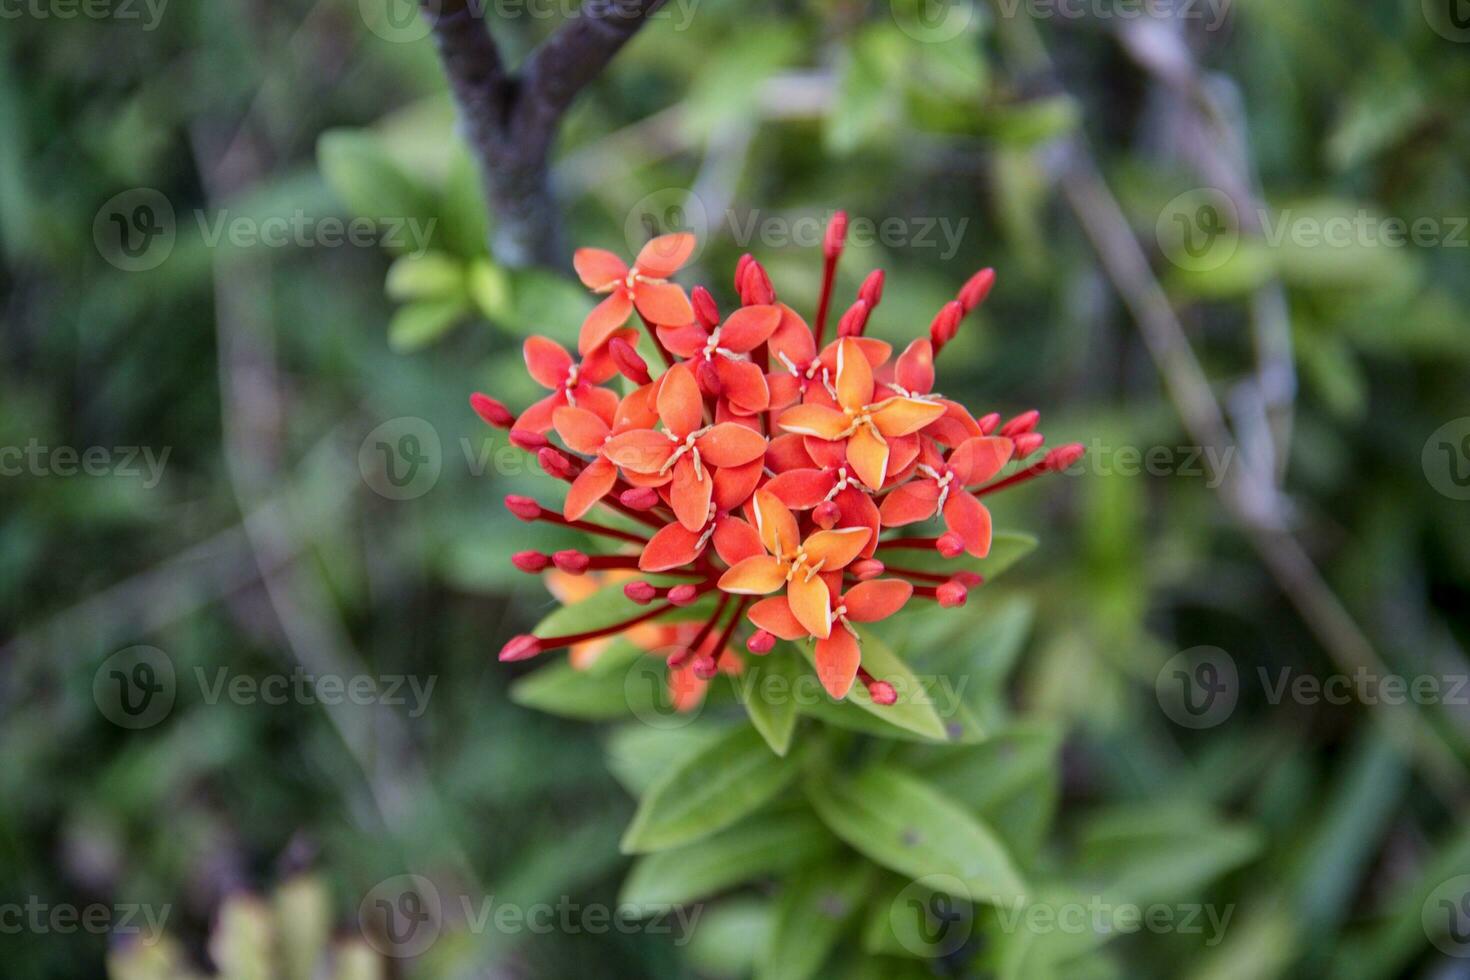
(685, 898, 774, 979)
(733, 654, 802, 756)
(621, 725, 800, 853)
(387, 298, 468, 352)
(509, 640, 644, 720)
(385, 251, 465, 302)
(494, 267, 592, 341)
(977, 96, 1080, 147)
(620, 810, 835, 908)
(757, 862, 874, 980)
(317, 129, 429, 228)
(603, 723, 727, 798)
(797, 627, 953, 742)
(1074, 802, 1263, 906)
(806, 765, 1026, 905)
(467, 259, 512, 321)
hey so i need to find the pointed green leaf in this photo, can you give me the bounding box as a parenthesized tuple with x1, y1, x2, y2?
(621, 725, 800, 853)
(797, 627, 951, 742)
(757, 862, 874, 980)
(734, 654, 802, 755)
(387, 298, 468, 352)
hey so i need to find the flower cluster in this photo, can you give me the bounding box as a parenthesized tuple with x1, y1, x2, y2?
(474, 215, 1082, 710)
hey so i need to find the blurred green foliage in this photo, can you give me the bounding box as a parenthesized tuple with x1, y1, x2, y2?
(3, 0, 1470, 977)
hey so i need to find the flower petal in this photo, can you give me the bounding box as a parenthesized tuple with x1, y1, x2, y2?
(603, 429, 674, 473)
(948, 436, 1014, 486)
(563, 457, 618, 521)
(614, 383, 661, 432)
(718, 555, 787, 594)
(581, 328, 639, 384)
(513, 392, 564, 434)
(778, 404, 850, 441)
(870, 397, 947, 438)
(720, 305, 782, 351)
(766, 433, 815, 471)
(842, 579, 913, 622)
(696, 422, 767, 467)
(635, 233, 695, 278)
(671, 456, 713, 531)
(748, 596, 807, 640)
(633, 281, 694, 326)
(846, 424, 890, 489)
(524, 336, 572, 390)
(834, 486, 881, 558)
(763, 468, 837, 510)
(573, 248, 628, 290)
(803, 436, 847, 470)
(802, 526, 871, 570)
(879, 480, 940, 526)
(767, 373, 803, 411)
(835, 338, 874, 411)
(814, 628, 860, 698)
(713, 515, 764, 566)
(656, 362, 703, 437)
(712, 458, 763, 512)
(714, 358, 770, 414)
(552, 405, 611, 455)
(788, 573, 833, 640)
(576, 384, 621, 426)
(640, 520, 704, 571)
(895, 338, 935, 395)
(768, 303, 816, 364)
(579, 290, 634, 354)
(943, 490, 993, 558)
(752, 489, 800, 558)
(656, 323, 709, 359)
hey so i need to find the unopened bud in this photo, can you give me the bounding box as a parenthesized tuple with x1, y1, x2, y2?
(858, 269, 885, 307)
(867, 679, 898, 705)
(837, 300, 870, 339)
(620, 487, 661, 511)
(538, 447, 575, 479)
(824, 211, 849, 260)
(692, 285, 720, 330)
(509, 429, 548, 452)
(1013, 432, 1045, 457)
(504, 495, 542, 521)
(936, 532, 965, 558)
(747, 629, 776, 654)
(624, 581, 657, 604)
(850, 559, 886, 581)
(740, 261, 775, 306)
(610, 337, 651, 385)
(978, 412, 1001, 435)
(512, 550, 551, 573)
(1045, 443, 1086, 472)
(937, 580, 968, 607)
(499, 634, 541, 662)
(470, 393, 514, 428)
(552, 549, 590, 574)
(813, 500, 841, 529)
(958, 268, 996, 312)
(1000, 410, 1039, 437)
(952, 571, 983, 588)
(667, 584, 700, 606)
(692, 654, 718, 680)
(928, 301, 963, 350)
(696, 357, 723, 396)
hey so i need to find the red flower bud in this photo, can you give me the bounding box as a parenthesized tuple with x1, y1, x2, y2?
(936, 532, 965, 558)
(850, 558, 886, 581)
(937, 580, 968, 607)
(958, 268, 996, 312)
(928, 301, 963, 350)
(735, 253, 754, 290)
(692, 654, 718, 680)
(552, 549, 590, 574)
(1045, 443, 1086, 472)
(509, 429, 548, 452)
(1013, 432, 1045, 456)
(813, 500, 841, 529)
(470, 393, 513, 428)
(952, 571, 983, 588)
(624, 580, 657, 604)
(692, 285, 720, 330)
(740, 261, 775, 306)
(667, 584, 700, 606)
(499, 634, 541, 662)
(824, 210, 848, 260)
(837, 300, 870, 339)
(610, 337, 651, 385)
(978, 412, 1001, 435)
(746, 629, 776, 654)
(867, 679, 898, 705)
(619, 487, 661, 511)
(1000, 410, 1039, 438)
(512, 550, 551, 573)
(538, 447, 575, 479)
(504, 495, 542, 521)
(858, 269, 885, 307)
(696, 358, 723, 396)
(666, 646, 693, 668)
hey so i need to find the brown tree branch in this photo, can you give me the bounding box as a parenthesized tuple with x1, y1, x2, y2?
(423, 0, 667, 268)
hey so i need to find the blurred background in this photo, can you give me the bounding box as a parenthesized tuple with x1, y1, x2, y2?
(4, 0, 1470, 976)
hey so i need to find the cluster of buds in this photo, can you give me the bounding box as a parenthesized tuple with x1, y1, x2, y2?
(475, 215, 1083, 709)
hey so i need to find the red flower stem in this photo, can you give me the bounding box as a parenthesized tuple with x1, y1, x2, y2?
(579, 554, 699, 574)
(637, 311, 677, 367)
(532, 601, 681, 652)
(910, 586, 945, 600)
(688, 591, 732, 653)
(529, 507, 649, 545)
(876, 536, 944, 550)
(813, 252, 839, 347)
(710, 595, 750, 668)
(877, 564, 952, 585)
(971, 459, 1052, 497)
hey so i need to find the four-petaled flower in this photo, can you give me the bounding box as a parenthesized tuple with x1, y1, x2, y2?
(575, 233, 697, 354)
(880, 435, 1014, 557)
(516, 334, 630, 433)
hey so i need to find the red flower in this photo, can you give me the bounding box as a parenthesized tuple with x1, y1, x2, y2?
(515, 334, 628, 434)
(574, 233, 696, 354)
(879, 435, 1013, 557)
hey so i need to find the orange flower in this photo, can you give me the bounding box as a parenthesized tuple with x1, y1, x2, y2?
(748, 578, 912, 698)
(880, 435, 1014, 557)
(657, 303, 781, 415)
(717, 490, 870, 639)
(552, 381, 661, 521)
(574, 233, 696, 355)
(515, 334, 628, 433)
(601, 363, 767, 531)
(777, 338, 946, 489)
